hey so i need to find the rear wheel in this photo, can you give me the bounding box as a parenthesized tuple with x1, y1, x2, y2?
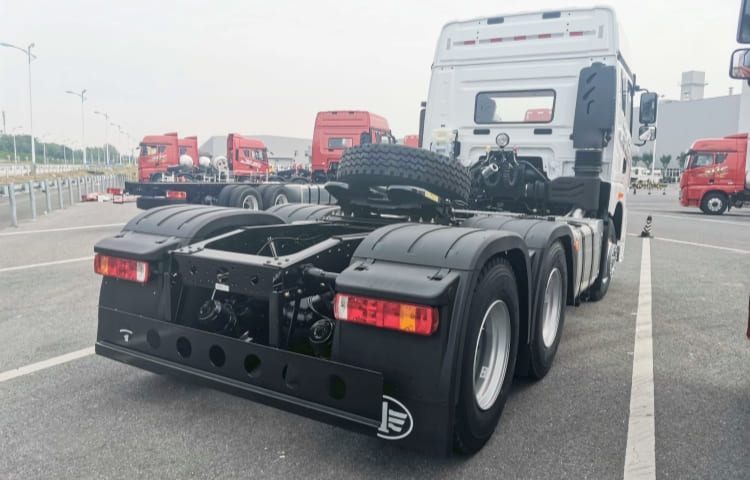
(587, 219, 616, 302)
(454, 258, 519, 454)
(700, 192, 728, 215)
(217, 185, 239, 206)
(261, 185, 289, 208)
(230, 186, 263, 210)
(526, 241, 567, 379)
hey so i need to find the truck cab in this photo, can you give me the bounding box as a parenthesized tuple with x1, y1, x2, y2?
(311, 111, 395, 183)
(420, 7, 656, 260)
(679, 133, 749, 214)
(178, 136, 199, 166)
(226, 133, 270, 181)
(138, 132, 179, 182)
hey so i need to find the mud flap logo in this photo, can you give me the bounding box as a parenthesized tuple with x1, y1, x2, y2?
(119, 329, 133, 342)
(377, 395, 413, 440)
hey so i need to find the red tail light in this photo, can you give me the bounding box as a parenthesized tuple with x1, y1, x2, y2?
(94, 254, 149, 283)
(166, 190, 187, 199)
(746, 294, 750, 340)
(333, 293, 439, 336)
(107, 187, 123, 195)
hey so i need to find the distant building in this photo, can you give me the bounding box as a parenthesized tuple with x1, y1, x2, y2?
(633, 71, 743, 177)
(199, 135, 311, 171)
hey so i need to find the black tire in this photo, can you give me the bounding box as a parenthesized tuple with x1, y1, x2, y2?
(700, 192, 728, 215)
(336, 143, 471, 202)
(267, 175, 285, 182)
(290, 175, 309, 184)
(587, 219, 616, 302)
(454, 258, 519, 454)
(526, 241, 567, 380)
(229, 186, 264, 210)
(261, 185, 289, 208)
(312, 171, 328, 184)
(149, 173, 164, 182)
(217, 185, 239, 207)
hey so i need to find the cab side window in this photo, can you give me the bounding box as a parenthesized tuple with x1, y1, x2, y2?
(715, 153, 728, 164)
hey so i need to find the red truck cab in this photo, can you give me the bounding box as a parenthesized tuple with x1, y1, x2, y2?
(403, 135, 420, 147)
(178, 136, 199, 165)
(679, 133, 749, 215)
(226, 133, 270, 181)
(311, 111, 394, 183)
(138, 132, 179, 182)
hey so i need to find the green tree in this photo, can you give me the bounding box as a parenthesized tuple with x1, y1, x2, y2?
(640, 152, 654, 168)
(631, 154, 642, 167)
(659, 154, 671, 172)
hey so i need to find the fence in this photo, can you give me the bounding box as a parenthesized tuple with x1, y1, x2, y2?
(1, 174, 126, 228)
(0, 163, 90, 178)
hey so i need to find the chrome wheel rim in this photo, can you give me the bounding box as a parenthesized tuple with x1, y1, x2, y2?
(274, 193, 289, 206)
(707, 197, 723, 212)
(473, 300, 511, 411)
(241, 195, 259, 210)
(541, 268, 563, 348)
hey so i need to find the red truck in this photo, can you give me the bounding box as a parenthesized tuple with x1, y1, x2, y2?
(403, 135, 420, 147)
(138, 132, 180, 182)
(679, 133, 750, 215)
(138, 133, 270, 182)
(222, 133, 270, 181)
(311, 111, 395, 183)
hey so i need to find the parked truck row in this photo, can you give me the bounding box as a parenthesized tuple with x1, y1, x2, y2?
(95, 7, 658, 455)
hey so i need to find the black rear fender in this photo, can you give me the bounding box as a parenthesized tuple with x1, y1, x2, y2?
(332, 223, 530, 454)
(95, 204, 285, 262)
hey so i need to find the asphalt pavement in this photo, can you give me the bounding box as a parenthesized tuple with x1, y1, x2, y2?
(0, 187, 748, 479)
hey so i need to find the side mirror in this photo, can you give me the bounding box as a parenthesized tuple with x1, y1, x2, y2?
(639, 92, 658, 125)
(730, 48, 750, 79)
(638, 125, 656, 142)
(739, 0, 750, 43)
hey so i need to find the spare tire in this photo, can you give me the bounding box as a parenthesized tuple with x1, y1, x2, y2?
(336, 143, 470, 202)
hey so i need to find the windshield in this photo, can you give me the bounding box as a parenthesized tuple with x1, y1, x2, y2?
(140, 144, 166, 156)
(475, 90, 556, 124)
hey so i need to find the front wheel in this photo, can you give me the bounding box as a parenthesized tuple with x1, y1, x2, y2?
(587, 219, 616, 302)
(453, 258, 519, 454)
(700, 192, 728, 215)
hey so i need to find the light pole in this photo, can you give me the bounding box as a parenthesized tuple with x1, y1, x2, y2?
(0, 42, 37, 174)
(110, 122, 122, 164)
(11, 125, 22, 163)
(93, 110, 109, 165)
(39, 132, 50, 164)
(66, 89, 87, 165)
(62, 137, 70, 164)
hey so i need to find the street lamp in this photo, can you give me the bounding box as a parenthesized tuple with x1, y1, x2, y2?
(1, 42, 37, 174)
(93, 110, 109, 165)
(110, 122, 122, 164)
(11, 125, 22, 163)
(66, 89, 87, 165)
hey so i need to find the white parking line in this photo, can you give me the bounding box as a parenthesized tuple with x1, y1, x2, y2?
(626, 233, 750, 255)
(0, 223, 125, 236)
(0, 256, 93, 273)
(0, 347, 94, 383)
(624, 238, 655, 480)
(628, 210, 750, 227)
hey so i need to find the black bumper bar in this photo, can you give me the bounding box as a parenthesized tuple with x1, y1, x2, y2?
(96, 309, 383, 433)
